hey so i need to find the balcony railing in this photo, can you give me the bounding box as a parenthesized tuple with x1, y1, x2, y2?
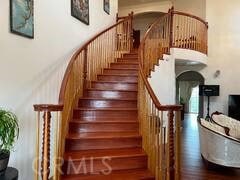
(171, 10, 208, 54)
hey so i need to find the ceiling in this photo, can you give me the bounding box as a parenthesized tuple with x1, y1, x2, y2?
(119, 0, 167, 7)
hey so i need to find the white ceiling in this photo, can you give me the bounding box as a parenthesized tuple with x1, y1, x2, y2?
(119, 0, 167, 7)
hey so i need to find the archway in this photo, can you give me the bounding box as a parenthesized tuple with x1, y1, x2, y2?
(176, 71, 205, 118)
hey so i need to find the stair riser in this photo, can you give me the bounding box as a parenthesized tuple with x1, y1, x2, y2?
(78, 99, 137, 108)
(97, 75, 137, 82)
(117, 59, 138, 63)
(73, 110, 138, 119)
(103, 69, 138, 75)
(85, 90, 137, 99)
(65, 138, 142, 151)
(92, 82, 137, 91)
(69, 122, 139, 133)
(62, 156, 147, 175)
(123, 54, 138, 58)
(110, 64, 138, 69)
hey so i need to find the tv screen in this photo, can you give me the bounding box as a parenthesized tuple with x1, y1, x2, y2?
(229, 95, 240, 120)
(199, 85, 220, 96)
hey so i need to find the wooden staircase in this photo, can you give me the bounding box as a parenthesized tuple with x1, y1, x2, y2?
(61, 52, 155, 179)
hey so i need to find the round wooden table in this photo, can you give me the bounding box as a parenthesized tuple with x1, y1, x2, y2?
(0, 167, 18, 180)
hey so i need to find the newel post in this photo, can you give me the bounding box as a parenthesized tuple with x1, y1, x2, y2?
(34, 104, 63, 180)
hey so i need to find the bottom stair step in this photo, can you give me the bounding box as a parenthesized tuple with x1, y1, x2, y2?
(61, 169, 155, 180)
(62, 148, 148, 175)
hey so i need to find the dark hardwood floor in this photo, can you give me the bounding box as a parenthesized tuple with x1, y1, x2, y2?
(181, 114, 240, 180)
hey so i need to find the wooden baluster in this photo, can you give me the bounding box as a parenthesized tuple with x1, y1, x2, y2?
(130, 12, 134, 51)
(167, 110, 175, 180)
(179, 16, 183, 48)
(169, 7, 174, 48)
(175, 111, 181, 180)
(41, 111, 51, 180)
(83, 47, 88, 90)
(54, 111, 61, 180)
(187, 17, 190, 49)
(34, 112, 40, 180)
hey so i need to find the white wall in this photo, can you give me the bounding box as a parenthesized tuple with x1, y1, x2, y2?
(173, 0, 206, 20)
(148, 54, 176, 105)
(0, 0, 117, 179)
(176, 0, 240, 116)
(173, 48, 207, 65)
(119, 0, 172, 16)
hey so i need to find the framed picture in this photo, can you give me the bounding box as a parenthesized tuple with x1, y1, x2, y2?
(10, 0, 34, 39)
(104, 0, 110, 14)
(71, 0, 89, 25)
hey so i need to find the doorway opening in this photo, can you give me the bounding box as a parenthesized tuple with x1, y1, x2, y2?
(176, 71, 204, 119)
(189, 86, 199, 114)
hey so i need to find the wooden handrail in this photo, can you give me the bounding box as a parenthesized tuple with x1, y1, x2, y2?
(59, 16, 132, 104)
(173, 11, 208, 28)
(171, 10, 208, 54)
(138, 8, 184, 180)
(33, 14, 134, 180)
(33, 104, 63, 112)
(139, 68, 182, 111)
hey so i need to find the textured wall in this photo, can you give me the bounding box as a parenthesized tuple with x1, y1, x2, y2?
(0, 0, 118, 179)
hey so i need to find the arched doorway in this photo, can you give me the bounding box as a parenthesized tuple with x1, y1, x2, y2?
(176, 71, 205, 118)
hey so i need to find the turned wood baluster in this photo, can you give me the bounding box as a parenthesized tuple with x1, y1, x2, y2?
(169, 7, 174, 48)
(41, 111, 51, 180)
(167, 110, 175, 180)
(130, 12, 134, 51)
(83, 47, 88, 90)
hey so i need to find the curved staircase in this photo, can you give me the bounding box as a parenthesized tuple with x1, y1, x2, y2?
(33, 8, 208, 179)
(61, 52, 155, 179)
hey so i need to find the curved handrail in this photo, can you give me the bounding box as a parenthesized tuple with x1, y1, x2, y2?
(171, 10, 208, 54)
(173, 11, 208, 28)
(139, 9, 208, 111)
(139, 68, 181, 111)
(59, 16, 132, 104)
(139, 12, 182, 111)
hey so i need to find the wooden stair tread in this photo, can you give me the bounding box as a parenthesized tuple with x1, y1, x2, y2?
(75, 107, 138, 111)
(72, 118, 138, 122)
(79, 97, 137, 101)
(118, 56, 138, 59)
(67, 132, 140, 139)
(98, 74, 138, 77)
(62, 51, 153, 179)
(61, 169, 154, 180)
(86, 88, 137, 92)
(112, 62, 139, 65)
(70, 120, 138, 124)
(104, 68, 138, 70)
(64, 148, 145, 160)
(92, 81, 138, 84)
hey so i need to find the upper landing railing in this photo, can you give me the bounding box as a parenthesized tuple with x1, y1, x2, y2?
(171, 10, 208, 54)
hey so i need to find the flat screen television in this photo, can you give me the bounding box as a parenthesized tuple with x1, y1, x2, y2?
(199, 85, 220, 96)
(228, 95, 240, 120)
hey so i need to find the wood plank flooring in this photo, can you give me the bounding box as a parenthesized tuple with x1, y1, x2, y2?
(181, 114, 240, 180)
